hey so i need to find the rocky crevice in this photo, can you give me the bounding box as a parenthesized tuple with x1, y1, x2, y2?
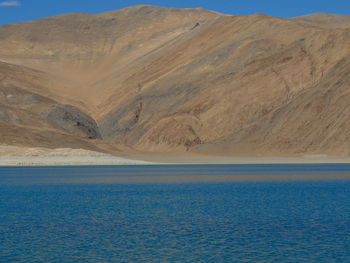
(47, 104, 101, 139)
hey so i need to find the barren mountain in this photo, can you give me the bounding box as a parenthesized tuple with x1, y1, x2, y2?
(1, 5, 350, 157)
(293, 13, 350, 28)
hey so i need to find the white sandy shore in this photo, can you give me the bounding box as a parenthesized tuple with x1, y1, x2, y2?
(2, 145, 350, 167)
(0, 146, 151, 166)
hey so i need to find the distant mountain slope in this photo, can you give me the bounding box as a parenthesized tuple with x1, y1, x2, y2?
(1, 5, 350, 157)
(293, 13, 350, 28)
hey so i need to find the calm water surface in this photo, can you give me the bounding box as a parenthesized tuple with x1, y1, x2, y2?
(1, 165, 350, 262)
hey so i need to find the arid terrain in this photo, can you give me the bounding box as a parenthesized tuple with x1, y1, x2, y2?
(1, 5, 350, 160)
(0, 145, 151, 165)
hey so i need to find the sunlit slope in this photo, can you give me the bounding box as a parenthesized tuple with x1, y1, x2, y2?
(1, 5, 350, 156)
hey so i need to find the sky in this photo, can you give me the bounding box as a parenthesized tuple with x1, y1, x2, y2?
(1, 0, 350, 26)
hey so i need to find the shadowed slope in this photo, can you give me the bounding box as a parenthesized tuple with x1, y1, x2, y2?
(0, 61, 101, 149)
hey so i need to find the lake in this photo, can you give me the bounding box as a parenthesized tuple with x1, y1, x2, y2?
(1, 165, 350, 262)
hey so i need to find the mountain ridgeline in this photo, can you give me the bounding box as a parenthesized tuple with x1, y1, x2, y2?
(1, 5, 350, 156)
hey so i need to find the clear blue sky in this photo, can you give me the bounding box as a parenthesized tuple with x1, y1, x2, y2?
(1, 0, 349, 25)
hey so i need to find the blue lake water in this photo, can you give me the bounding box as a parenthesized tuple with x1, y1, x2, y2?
(1, 165, 350, 262)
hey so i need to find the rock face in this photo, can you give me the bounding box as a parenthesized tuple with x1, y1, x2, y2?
(47, 105, 101, 139)
(1, 5, 350, 156)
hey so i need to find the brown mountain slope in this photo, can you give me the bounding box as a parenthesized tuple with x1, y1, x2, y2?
(1, 5, 350, 157)
(293, 13, 350, 28)
(0, 61, 101, 138)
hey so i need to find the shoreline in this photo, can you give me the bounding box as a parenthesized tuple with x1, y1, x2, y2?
(2, 145, 350, 167)
(0, 145, 152, 166)
(2, 156, 350, 167)
(0, 156, 153, 167)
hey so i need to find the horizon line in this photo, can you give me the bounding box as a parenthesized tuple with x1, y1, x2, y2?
(1, 4, 349, 26)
